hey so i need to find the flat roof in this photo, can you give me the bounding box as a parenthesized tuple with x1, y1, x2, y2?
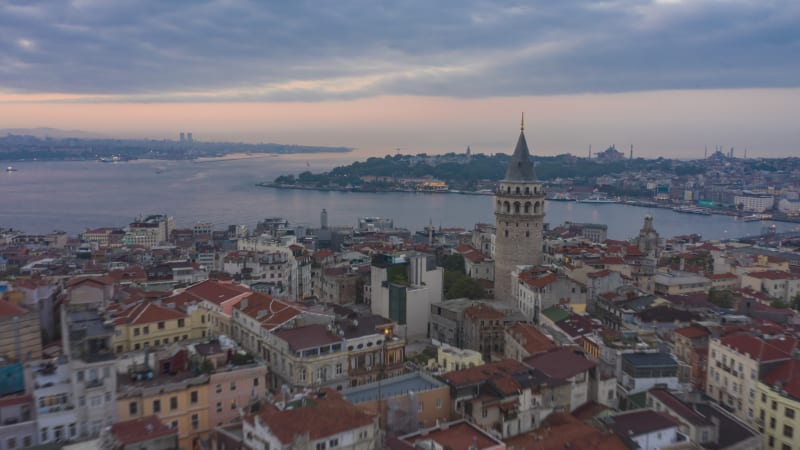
(343, 372, 445, 404)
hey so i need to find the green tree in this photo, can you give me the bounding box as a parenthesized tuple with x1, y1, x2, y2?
(707, 288, 734, 308)
(439, 254, 466, 274)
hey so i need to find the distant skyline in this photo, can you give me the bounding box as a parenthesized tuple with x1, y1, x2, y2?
(1, 1, 799, 158)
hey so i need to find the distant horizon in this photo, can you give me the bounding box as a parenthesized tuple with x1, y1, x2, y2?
(3, 89, 799, 160)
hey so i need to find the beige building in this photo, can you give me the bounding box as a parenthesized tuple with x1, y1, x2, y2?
(654, 271, 711, 295)
(756, 359, 800, 450)
(264, 323, 349, 391)
(707, 333, 793, 424)
(0, 298, 42, 361)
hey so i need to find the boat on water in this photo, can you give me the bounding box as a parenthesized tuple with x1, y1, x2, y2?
(576, 194, 620, 204)
(741, 214, 772, 222)
(546, 193, 576, 202)
(673, 206, 712, 216)
(98, 155, 129, 163)
(6, 166, 17, 172)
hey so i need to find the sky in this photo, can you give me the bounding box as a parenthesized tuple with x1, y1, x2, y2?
(1, 0, 799, 158)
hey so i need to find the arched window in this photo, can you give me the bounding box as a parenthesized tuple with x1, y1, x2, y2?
(507, 186, 511, 194)
(515, 187, 521, 194)
(525, 187, 530, 194)
(514, 202, 521, 213)
(524, 202, 531, 213)
(534, 202, 540, 213)
(504, 201, 511, 213)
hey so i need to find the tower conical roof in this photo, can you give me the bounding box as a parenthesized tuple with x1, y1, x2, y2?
(504, 130, 535, 181)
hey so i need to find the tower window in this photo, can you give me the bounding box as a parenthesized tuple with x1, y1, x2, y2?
(526, 231, 530, 237)
(505, 230, 508, 237)
(516, 187, 520, 194)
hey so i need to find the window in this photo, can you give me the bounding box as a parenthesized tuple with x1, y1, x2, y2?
(231, 400, 237, 410)
(784, 424, 793, 438)
(329, 438, 339, 448)
(786, 407, 795, 419)
(191, 390, 198, 404)
(178, 318, 185, 327)
(158, 321, 165, 330)
(143, 326, 149, 334)
(23, 436, 32, 448)
(134, 328, 140, 336)
(771, 417, 776, 429)
(315, 443, 327, 450)
(191, 414, 199, 430)
(69, 423, 76, 438)
(41, 427, 48, 443)
(77, 370, 84, 382)
(129, 401, 138, 415)
(153, 399, 161, 413)
(216, 384, 222, 394)
(253, 377, 259, 387)
(230, 381, 236, 391)
(216, 402, 222, 413)
(773, 400, 778, 410)
(436, 398, 443, 409)
(482, 408, 488, 418)
(170, 396, 178, 410)
(7, 437, 16, 449)
(336, 363, 343, 375)
(154, 339, 160, 346)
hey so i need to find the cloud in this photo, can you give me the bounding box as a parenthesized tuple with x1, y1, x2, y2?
(0, 0, 798, 101)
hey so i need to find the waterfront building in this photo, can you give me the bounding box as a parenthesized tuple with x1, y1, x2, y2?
(493, 117, 545, 303)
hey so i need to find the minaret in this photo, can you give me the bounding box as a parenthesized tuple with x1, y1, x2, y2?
(493, 114, 545, 303)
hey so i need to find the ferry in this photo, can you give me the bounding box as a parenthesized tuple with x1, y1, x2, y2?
(576, 194, 620, 204)
(742, 215, 761, 222)
(673, 206, 712, 216)
(6, 166, 17, 172)
(546, 193, 576, 202)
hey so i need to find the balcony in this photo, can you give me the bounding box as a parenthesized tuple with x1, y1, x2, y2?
(85, 378, 104, 389)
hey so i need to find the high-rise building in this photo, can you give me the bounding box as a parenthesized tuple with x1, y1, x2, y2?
(187, 132, 193, 143)
(179, 132, 185, 142)
(493, 116, 545, 303)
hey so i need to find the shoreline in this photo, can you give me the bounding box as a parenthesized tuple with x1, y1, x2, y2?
(256, 182, 800, 225)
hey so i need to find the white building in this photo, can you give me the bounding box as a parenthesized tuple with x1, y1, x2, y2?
(370, 253, 443, 338)
(734, 193, 775, 212)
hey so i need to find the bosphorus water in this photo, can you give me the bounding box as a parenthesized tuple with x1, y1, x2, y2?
(1, 155, 796, 240)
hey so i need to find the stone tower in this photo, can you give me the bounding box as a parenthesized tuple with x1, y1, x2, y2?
(494, 115, 545, 303)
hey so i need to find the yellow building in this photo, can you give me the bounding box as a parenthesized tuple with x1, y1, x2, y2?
(756, 359, 800, 450)
(111, 302, 206, 353)
(428, 342, 483, 373)
(117, 370, 210, 450)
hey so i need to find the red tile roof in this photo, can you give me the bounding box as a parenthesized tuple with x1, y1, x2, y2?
(719, 333, 795, 362)
(648, 388, 710, 426)
(110, 415, 176, 446)
(519, 270, 558, 289)
(441, 359, 528, 387)
(0, 394, 33, 408)
(464, 304, 504, 320)
(610, 410, 680, 437)
(253, 389, 375, 445)
(235, 292, 304, 331)
(273, 324, 342, 351)
(762, 359, 800, 401)
(184, 280, 249, 305)
(403, 421, 502, 450)
(524, 348, 596, 380)
(674, 325, 709, 340)
(506, 323, 556, 356)
(748, 270, 794, 280)
(0, 298, 27, 318)
(506, 413, 628, 450)
(113, 302, 187, 326)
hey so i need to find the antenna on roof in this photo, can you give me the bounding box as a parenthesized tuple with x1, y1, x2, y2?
(520, 112, 525, 132)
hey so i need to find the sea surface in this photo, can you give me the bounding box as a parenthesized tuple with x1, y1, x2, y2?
(1, 155, 797, 241)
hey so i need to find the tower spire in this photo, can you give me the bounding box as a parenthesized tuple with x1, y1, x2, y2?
(520, 112, 525, 131)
